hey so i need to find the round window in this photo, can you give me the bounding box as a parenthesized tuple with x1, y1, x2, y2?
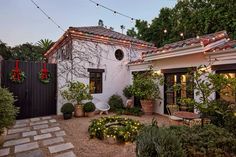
(115, 49, 124, 61)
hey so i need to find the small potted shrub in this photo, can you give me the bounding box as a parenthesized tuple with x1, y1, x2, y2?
(61, 81, 92, 117)
(61, 103, 74, 120)
(123, 85, 133, 108)
(108, 95, 124, 112)
(84, 102, 96, 117)
(0, 87, 18, 145)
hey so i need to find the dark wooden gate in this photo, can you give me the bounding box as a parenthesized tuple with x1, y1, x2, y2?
(1, 60, 57, 119)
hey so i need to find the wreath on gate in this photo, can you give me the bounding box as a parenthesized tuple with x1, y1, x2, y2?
(38, 62, 51, 84)
(9, 60, 26, 83)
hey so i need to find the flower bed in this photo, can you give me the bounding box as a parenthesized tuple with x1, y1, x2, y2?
(88, 116, 143, 143)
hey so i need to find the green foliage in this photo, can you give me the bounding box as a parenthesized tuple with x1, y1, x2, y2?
(0, 87, 19, 135)
(88, 116, 143, 143)
(108, 95, 124, 111)
(127, 0, 236, 47)
(170, 125, 236, 157)
(37, 39, 53, 52)
(116, 107, 144, 116)
(136, 121, 184, 157)
(60, 103, 74, 114)
(131, 71, 161, 100)
(83, 102, 95, 112)
(0, 40, 11, 60)
(61, 81, 92, 104)
(123, 85, 133, 99)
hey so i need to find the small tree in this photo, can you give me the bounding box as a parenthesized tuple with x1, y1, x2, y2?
(61, 81, 92, 105)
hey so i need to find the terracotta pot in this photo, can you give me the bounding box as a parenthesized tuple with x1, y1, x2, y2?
(63, 113, 72, 120)
(0, 128, 7, 146)
(140, 100, 154, 115)
(74, 105, 84, 117)
(85, 111, 95, 117)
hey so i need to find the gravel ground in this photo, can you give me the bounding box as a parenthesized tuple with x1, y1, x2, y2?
(57, 113, 182, 157)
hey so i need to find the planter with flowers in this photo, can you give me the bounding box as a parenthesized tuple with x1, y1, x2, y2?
(61, 81, 92, 117)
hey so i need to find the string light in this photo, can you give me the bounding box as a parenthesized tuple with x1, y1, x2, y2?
(164, 29, 167, 33)
(30, 0, 65, 32)
(89, 0, 139, 21)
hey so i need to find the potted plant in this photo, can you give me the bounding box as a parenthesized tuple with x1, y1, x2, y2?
(84, 102, 96, 117)
(131, 71, 160, 115)
(0, 87, 18, 145)
(61, 103, 74, 120)
(61, 81, 92, 117)
(123, 85, 133, 108)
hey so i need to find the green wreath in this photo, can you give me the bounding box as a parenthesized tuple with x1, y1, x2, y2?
(9, 71, 26, 84)
(38, 71, 51, 84)
(88, 116, 143, 143)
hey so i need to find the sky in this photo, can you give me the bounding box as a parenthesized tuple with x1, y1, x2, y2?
(0, 0, 177, 46)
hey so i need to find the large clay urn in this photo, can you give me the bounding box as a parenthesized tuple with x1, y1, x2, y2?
(74, 104, 84, 117)
(140, 100, 154, 115)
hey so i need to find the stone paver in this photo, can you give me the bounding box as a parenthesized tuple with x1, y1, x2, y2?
(55, 131, 66, 137)
(5, 133, 21, 141)
(33, 124, 49, 130)
(13, 123, 27, 128)
(42, 116, 51, 120)
(0, 148, 10, 156)
(8, 127, 31, 134)
(3, 138, 30, 147)
(51, 123, 59, 127)
(15, 149, 44, 157)
(42, 137, 64, 146)
(30, 118, 40, 122)
(22, 131, 37, 137)
(30, 120, 48, 126)
(48, 143, 74, 153)
(14, 142, 39, 153)
(40, 127, 60, 134)
(15, 119, 29, 125)
(49, 119, 56, 123)
(55, 151, 76, 157)
(34, 133, 52, 141)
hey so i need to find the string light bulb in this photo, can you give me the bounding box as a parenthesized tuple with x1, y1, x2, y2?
(180, 32, 184, 37)
(164, 29, 167, 33)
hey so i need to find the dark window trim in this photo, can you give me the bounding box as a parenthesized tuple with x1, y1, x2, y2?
(211, 64, 236, 71)
(161, 67, 196, 74)
(88, 68, 105, 73)
(88, 69, 104, 94)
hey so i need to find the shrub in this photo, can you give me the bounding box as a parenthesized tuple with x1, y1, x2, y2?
(136, 120, 184, 157)
(116, 107, 143, 116)
(0, 87, 18, 135)
(108, 95, 123, 111)
(170, 125, 236, 157)
(60, 103, 74, 114)
(84, 102, 95, 112)
(123, 85, 133, 99)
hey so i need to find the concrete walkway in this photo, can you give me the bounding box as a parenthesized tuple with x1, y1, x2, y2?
(0, 116, 76, 157)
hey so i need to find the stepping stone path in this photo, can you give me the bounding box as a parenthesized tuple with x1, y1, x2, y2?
(0, 116, 76, 157)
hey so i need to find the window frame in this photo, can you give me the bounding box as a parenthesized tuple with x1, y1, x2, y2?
(88, 68, 104, 94)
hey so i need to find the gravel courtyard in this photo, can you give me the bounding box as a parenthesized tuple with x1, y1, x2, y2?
(58, 113, 181, 157)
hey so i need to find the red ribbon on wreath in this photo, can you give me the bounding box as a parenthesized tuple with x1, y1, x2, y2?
(40, 63, 48, 80)
(11, 60, 21, 81)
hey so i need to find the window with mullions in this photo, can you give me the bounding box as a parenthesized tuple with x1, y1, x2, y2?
(88, 69, 104, 94)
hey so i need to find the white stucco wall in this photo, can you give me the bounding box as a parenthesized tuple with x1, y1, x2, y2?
(53, 39, 144, 114)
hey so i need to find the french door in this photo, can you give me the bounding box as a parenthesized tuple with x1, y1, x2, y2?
(164, 73, 194, 113)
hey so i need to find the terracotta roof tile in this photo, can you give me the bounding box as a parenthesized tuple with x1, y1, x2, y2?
(206, 40, 236, 52)
(128, 59, 145, 65)
(143, 30, 228, 56)
(69, 26, 154, 46)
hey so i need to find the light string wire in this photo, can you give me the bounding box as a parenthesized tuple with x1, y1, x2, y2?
(30, 0, 65, 32)
(88, 0, 140, 21)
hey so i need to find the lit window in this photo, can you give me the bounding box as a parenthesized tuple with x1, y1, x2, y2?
(88, 69, 104, 94)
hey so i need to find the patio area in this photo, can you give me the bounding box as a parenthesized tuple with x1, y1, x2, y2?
(57, 113, 181, 157)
